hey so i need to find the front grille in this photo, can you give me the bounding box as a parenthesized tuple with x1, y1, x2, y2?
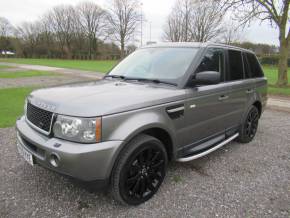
(26, 102, 53, 133)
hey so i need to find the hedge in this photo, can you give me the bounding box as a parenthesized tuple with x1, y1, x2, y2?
(259, 55, 290, 66)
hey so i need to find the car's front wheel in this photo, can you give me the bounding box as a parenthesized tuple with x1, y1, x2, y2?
(111, 134, 168, 205)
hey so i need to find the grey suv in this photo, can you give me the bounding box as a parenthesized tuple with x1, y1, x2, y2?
(16, 43, 267, 205)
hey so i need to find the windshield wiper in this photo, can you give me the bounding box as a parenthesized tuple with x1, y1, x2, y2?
(105, 75, 177, 86)
(105, 75, 127, 80)
(123, 77, 177, 86)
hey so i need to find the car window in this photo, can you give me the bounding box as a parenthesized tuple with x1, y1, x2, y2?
(195, 48, 224, 81)
(246, 52, 264, 78)
(108, 47, 199, 84)
(242, 52, 251, 79)
(227, 50, 244, 81)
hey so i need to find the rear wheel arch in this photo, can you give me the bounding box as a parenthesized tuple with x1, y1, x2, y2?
(252, 101, 262, 117)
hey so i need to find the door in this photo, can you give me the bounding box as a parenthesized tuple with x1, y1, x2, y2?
(180, 47, 231, 150)
(223, 50, 255, 131)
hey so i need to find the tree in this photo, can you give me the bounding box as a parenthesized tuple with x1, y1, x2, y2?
(0, 17, 15, 53)
(163, 0, 226, 42)
(224, 0, 290, 86)
(77, 2, 107, 59)
(189, 0, 225, 42)
(16, 22, 41, 57)
(107, 0, 140, 58)
(0, 17, 14, 37)
(221, 21, 243, 44)
(163, 0, 192, 42)
(47, 5, 79, 58)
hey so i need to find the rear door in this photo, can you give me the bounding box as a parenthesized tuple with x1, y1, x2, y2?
(224, 49, 256, 131)
(245, 52, 267, 108)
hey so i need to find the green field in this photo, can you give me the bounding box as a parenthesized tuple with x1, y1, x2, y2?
(0, 58, 117, 73)
(262, 65, 290, 85)
(0, 65, 11, 69)
(262, 65, 290, 96)
(0, 87, 36, 128)
(0, 70, 56, 78)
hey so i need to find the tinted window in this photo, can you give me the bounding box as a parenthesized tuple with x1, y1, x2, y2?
(242, 52, 251, 79)
(246, 53, 264, 77)
(227, 50, 244, 81)
(195, 48, 224, 80)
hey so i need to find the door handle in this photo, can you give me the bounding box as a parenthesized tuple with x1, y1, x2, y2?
(246, 89, 254, 94)
(166, 106, 185, 113)
(218, 95, 229, 101)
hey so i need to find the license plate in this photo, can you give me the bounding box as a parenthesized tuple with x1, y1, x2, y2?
(17, 141, 34, 166)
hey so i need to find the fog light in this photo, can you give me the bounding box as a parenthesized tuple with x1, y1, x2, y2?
(49, 153, 60, 167)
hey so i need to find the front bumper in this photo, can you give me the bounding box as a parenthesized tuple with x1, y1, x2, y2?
(16, 116, 123, 181)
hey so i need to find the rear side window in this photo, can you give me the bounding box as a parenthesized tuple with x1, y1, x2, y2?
(195, 48, 224, 80)
(227, 50, 244, 81)
(246, 53, 264, 78)
(242, 52, 251, 79)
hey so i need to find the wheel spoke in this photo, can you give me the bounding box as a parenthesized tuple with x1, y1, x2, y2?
(151, 151, 160, 162)
(139, 178, 146, 196)
(151, 171, 162, 181)
(127, 173, 139, 184)
(138, 153, 145, 165)
(146, 176, 155, 191)
(132, 178, 141, 194)
(151, 159, 164, 170)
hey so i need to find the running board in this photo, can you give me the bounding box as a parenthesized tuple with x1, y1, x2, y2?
(176, 133, 239, 162)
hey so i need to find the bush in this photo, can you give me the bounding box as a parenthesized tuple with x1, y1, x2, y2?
(259, 55, 290, 66)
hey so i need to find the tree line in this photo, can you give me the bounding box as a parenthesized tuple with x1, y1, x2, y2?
(0, 0, 289, 86)
(0, 0, 140, 59)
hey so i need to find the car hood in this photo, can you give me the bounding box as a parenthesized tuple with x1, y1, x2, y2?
(28, 79, 186, 117)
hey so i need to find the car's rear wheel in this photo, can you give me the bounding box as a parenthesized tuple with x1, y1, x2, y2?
(111, 134, 168, 205)
(237, 105, 259, 143)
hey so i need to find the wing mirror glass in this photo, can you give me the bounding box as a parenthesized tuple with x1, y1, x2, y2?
(191, 71, 220, 85)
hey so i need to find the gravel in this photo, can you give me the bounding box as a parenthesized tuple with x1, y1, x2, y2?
(0, 109, 290, 218)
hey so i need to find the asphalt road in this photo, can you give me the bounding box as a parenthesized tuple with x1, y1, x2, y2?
(1, 109, 290, 218)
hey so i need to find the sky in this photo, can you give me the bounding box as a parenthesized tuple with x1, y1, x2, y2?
(0, 0, 279, 46)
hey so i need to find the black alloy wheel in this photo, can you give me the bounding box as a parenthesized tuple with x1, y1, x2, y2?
(111, 134, 167, 205)
(237, 105, 260, 143)
(245, 107, 259, 139)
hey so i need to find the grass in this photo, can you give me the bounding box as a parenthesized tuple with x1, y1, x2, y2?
(0, 70, 56, 78)
(0, 87, 36, 128)
(262, 65, 290, 96)
(262, 65, 290, 85)
(172, 175, 182, 183)
(267, 86, 290, 96)
(0, 58, 117, 73)
(0, 65, 11, 69)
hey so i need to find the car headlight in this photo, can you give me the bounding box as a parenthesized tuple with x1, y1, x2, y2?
(53, 115, 101, 143)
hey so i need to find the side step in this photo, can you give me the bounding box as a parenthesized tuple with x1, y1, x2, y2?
(176, 133, 239, 162)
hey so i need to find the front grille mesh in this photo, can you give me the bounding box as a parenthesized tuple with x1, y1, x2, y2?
(26, 102, 53, 132)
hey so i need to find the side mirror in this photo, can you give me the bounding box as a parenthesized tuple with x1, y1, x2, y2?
(192, 71, 220, 85)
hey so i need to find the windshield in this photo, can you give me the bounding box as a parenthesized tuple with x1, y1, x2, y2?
(108, 47, 199, 85)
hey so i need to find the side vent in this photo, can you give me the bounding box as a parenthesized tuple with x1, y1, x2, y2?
(166, 104, 184, 119)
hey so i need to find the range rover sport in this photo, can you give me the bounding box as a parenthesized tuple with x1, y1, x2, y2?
(16, 42, 267, 205)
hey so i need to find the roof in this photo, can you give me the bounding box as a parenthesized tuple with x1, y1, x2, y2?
(141, 42, 254, 54)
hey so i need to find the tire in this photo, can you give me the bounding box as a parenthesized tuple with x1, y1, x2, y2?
(111, 134, 168, 205)
(237, 105, 260, 143)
